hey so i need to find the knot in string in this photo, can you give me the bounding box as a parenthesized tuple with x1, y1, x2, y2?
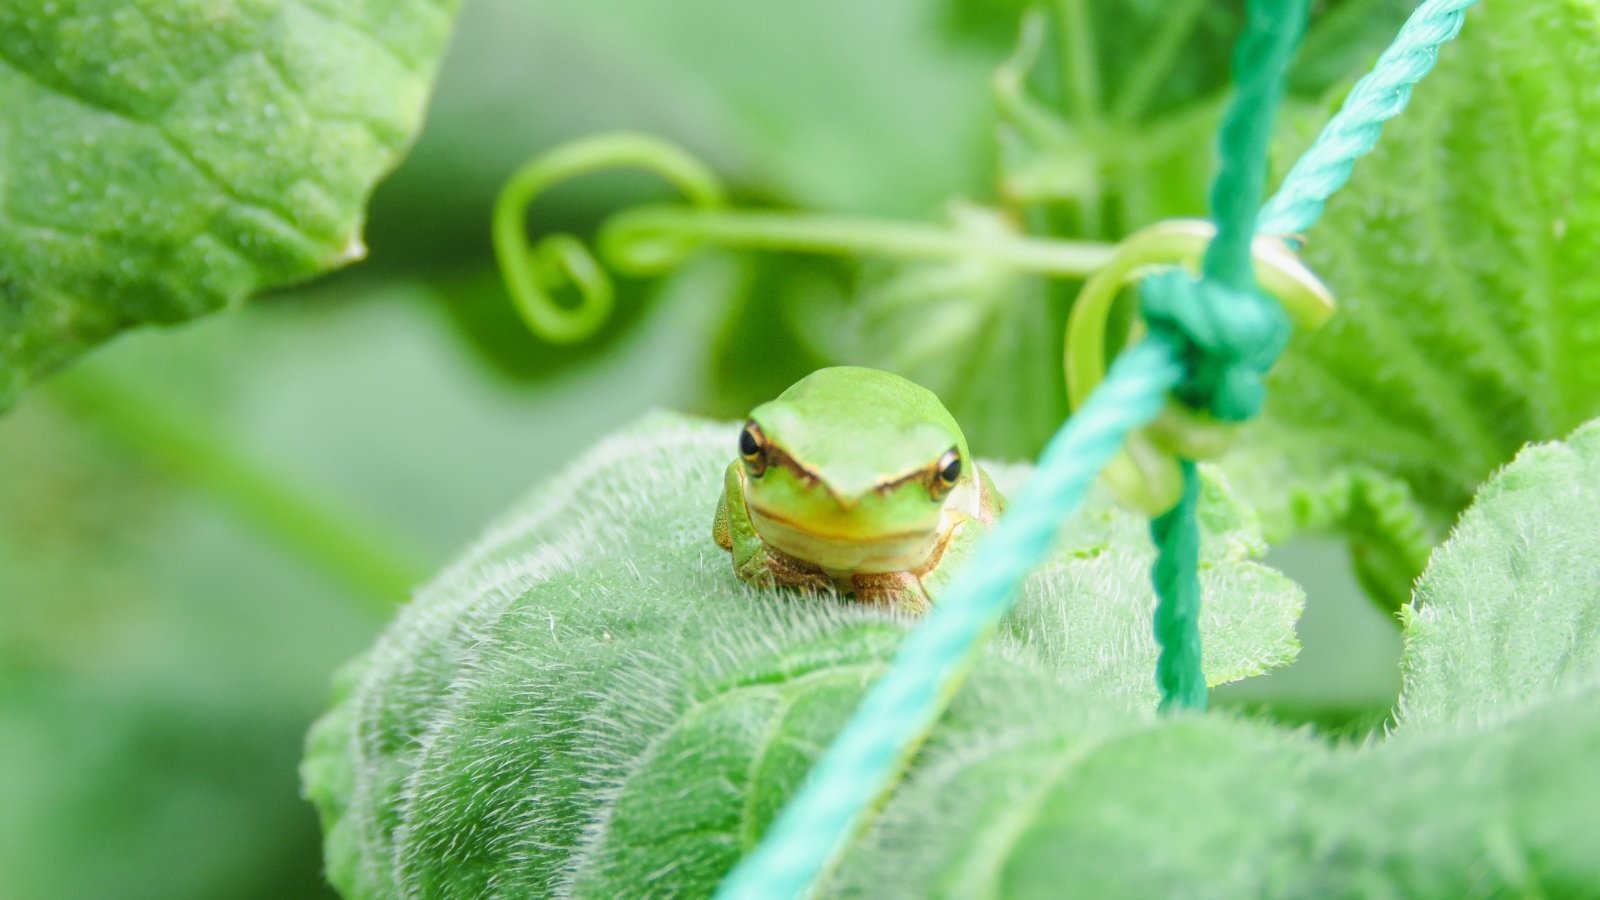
(1139, 269, 1291, 423)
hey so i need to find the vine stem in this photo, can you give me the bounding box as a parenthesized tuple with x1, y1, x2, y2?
(1055, 0, 1106, 235)
(602, 206, 1119, 278)
(1111, 0, 1211, 124)
(496, 133, 1121, 345)
(1055, 0, 1103, 132)
(53, 369, 430, 611)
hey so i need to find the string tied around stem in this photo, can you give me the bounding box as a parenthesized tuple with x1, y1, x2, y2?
(1132, 269, 1294, 714)
(1141, 269, 1291, 424)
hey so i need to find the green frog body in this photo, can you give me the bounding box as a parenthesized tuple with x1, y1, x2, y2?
(713, 367, 1003, 611)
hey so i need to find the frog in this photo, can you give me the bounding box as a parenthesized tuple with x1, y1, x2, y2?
(712, 366, 1004, 612)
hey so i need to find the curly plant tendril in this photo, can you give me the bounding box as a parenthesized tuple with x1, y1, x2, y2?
(494, 139, 1120, 344)
(717, 0, 1486, 892)
(492, 134, 728, 343)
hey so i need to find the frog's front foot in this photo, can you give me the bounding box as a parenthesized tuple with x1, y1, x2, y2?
(736, 544, 834, 595)
(852, 571, 930, 614)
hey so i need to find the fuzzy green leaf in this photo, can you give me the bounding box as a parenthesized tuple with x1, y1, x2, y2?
(0, 0, 459, 409)
(303, 413, 1301, 897)
(837, 690, 1600, 897)
(1399, 419, 1600, 728)
(308, 413, 1600, 896)
(840, 417, 1600, 896)
(1232, 0, 1600, 607)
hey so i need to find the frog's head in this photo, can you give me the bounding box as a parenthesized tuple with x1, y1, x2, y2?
(738, 367, 974, 545)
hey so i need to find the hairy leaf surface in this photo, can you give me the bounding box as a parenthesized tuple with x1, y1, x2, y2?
(0, 0, 459, 408)
(839, 416, 1600, 895)
(1400, 420, 1600, 727)
(837, 691, 1600, 898)
(304, 413, 1300, 897)
(307, 413, 1600, 896)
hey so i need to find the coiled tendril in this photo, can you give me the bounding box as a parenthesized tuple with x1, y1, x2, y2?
(492, 133, 727, 343)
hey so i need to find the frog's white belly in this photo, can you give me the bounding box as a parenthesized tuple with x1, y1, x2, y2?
(746, 480, 978, 581)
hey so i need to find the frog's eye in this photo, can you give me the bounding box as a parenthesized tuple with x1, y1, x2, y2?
(739, 421, 768, 476)
(931, 448, 961, 500)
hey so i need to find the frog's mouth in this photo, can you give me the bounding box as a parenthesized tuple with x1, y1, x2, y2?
(748, 503, 933, 544)
(747, 501, 944, 576)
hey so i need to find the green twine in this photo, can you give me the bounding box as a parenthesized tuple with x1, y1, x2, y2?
(1139, 0, 1306, 712)
(1151, 459, 1205, 712)
(1258, 0, 1480, 237)
(1204, 0, 1306, 291)
(718, 0, 1478, 894)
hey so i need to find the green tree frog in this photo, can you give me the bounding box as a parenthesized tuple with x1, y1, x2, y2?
(713, 367, 1004, 611)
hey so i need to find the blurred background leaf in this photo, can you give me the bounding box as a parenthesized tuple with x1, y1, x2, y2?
(796, 0, 1417, 460)
(0, 0, 460, 410)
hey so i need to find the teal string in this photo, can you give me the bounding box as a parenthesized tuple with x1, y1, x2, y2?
(717, 0, 1479, 895)
(1258, 0, 1478, 237)
(1204, 0, 1306, 292)
(1140, 0, 1305, 713)
(1151, 460, 1205, 713)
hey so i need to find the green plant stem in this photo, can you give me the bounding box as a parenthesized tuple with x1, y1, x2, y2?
(1051, 0, 1107, 236)
(1055, 0, 1103, 131)
(1112, 0, 1211, 124)
(993, 11, 1079, 155)
(52, 369, 430, 611)
(602, 206, 1119, 278)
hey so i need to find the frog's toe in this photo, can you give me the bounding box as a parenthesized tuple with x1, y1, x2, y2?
(738, 546, 832, 594)
(851, 572, 930, 614)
